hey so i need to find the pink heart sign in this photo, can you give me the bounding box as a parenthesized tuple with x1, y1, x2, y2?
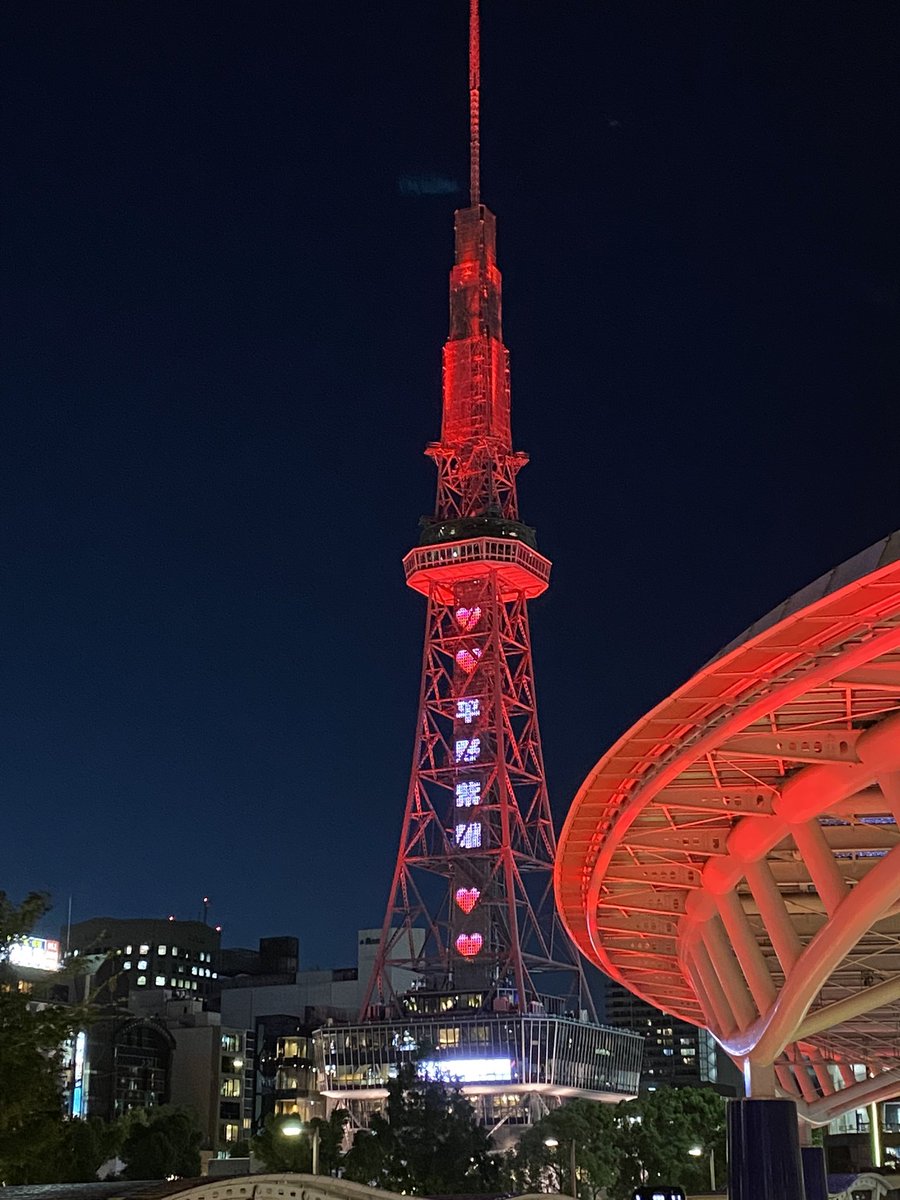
(455, 887, 480, 914)
(455, 647, 482, 674)
(455, 606, 482, 632)
(455, 932, 483, 957)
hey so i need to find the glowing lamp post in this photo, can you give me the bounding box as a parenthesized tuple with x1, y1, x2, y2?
(689, 1144, 715, 1192)
(279, 1118, 319, 1174)
(544, 1136, 578, 1199)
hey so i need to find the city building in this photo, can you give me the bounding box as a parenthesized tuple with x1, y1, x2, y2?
(312, 1, 643, 1139)
(60, 916, 255, 1153)
(603, 979, 741, 1095)
(166, 1000, 255, 1152)
(67, 916, 220, 1006)
(72, 1012, 175, 1121)
(219, 929, 418, 1031)
(217, 928, 420, 1131)
(219, 937, 299, 986)
(252, 1015, 322, 1129)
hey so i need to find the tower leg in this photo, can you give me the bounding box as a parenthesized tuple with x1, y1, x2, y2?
(727, 1099, 805, 1200)
(800, 1145, 828, 1200)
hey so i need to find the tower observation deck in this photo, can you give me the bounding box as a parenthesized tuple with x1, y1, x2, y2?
(314, 0, 641, 1135)
(556, 530, 900, 1193)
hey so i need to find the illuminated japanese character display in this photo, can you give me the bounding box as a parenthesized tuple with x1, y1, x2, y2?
(454, 737, 481, 764)
(454, 821, 482, 849)
(455, 780, 482, 807)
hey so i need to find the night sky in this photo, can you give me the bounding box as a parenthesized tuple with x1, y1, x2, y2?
(3, 2, 899, 967)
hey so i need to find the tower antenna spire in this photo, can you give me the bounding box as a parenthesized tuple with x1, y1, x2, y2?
(469, 0, 480, 206)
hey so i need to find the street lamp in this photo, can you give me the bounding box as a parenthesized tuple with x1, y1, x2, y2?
(544, 1136, 578, 1200)
(689, 1144, 715, 1192)
(278, 1118, 320, 1174)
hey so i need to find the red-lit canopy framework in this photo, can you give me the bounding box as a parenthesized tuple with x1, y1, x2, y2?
(556, 531, 900, 1123)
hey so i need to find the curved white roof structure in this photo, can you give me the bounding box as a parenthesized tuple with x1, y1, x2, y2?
(557, 532, 900, 1119)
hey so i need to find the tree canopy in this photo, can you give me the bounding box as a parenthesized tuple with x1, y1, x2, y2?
(505, 1087, 727, 1200)
(252, 1109, 348, 1175)
(120, 1107, 202, 1179)
(342, 1064, 499, 1195)
(0, 892, 83, 1184)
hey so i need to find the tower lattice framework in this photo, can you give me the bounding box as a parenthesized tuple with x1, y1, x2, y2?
(364, 0, 592, 1022)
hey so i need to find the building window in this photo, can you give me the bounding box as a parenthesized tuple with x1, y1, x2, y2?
(438, 1027, 460, 1048)
(158, 945, 167, 955)
(123, 961, 132, 970)
(125, 944, 133, 954)
(170, 978, 178, 987)
(221, 1033, 241, 1053)
(222, 1123, 239, 1143)
(172, 946, 179, 956)
(221, 1079, 241, 1098)
(155, 975, 166, 986)
(139, 944, 149, 954)
(137, 959, 148, 970)
(137, 975, 147, 986)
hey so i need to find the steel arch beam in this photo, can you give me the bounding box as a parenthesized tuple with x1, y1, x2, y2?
(556, 532, 900, 1118)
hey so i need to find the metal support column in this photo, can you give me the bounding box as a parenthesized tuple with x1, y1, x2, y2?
(727, 1098, 805, 1200)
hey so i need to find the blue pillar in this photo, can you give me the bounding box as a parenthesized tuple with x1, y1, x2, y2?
(728, 1098, 805, 1200)
(800, 1145, 828, 1200)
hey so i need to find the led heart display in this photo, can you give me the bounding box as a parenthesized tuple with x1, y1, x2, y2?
(455, 647, 482, 674)
(454, 887, 480, 914)
(455, 932, 483, 957)
(455, 606, 482, 632)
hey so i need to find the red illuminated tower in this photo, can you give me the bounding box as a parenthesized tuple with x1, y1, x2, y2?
(363, 0, 593, 1022)
(317, 2, 641, 1131)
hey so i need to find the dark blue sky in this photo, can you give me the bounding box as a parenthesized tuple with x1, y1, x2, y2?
(3, 2, 898, 966)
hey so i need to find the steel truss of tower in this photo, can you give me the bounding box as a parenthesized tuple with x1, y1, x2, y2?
(359, 24, 592, 1024)
(366, 565, 592, 1017)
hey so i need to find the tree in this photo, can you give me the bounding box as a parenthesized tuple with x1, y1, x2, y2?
(251, 1110, 348, 1175)
(342, 1065, 498, 1194)
(120, 1107, 202, 1179)
(0, 892, 84, 1184)
(312, 1109, 350, 1175)
(48, 1117, 124, 1183)
(504, 1098, 622, 1200)
(616, 1088, 727, 1199)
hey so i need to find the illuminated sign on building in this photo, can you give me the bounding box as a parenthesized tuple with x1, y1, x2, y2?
(456, 698, 481, 724)
(419, 1056, 513, 1084)
(8, 936, 61, 972)
(71, 1030, 87, 1117)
